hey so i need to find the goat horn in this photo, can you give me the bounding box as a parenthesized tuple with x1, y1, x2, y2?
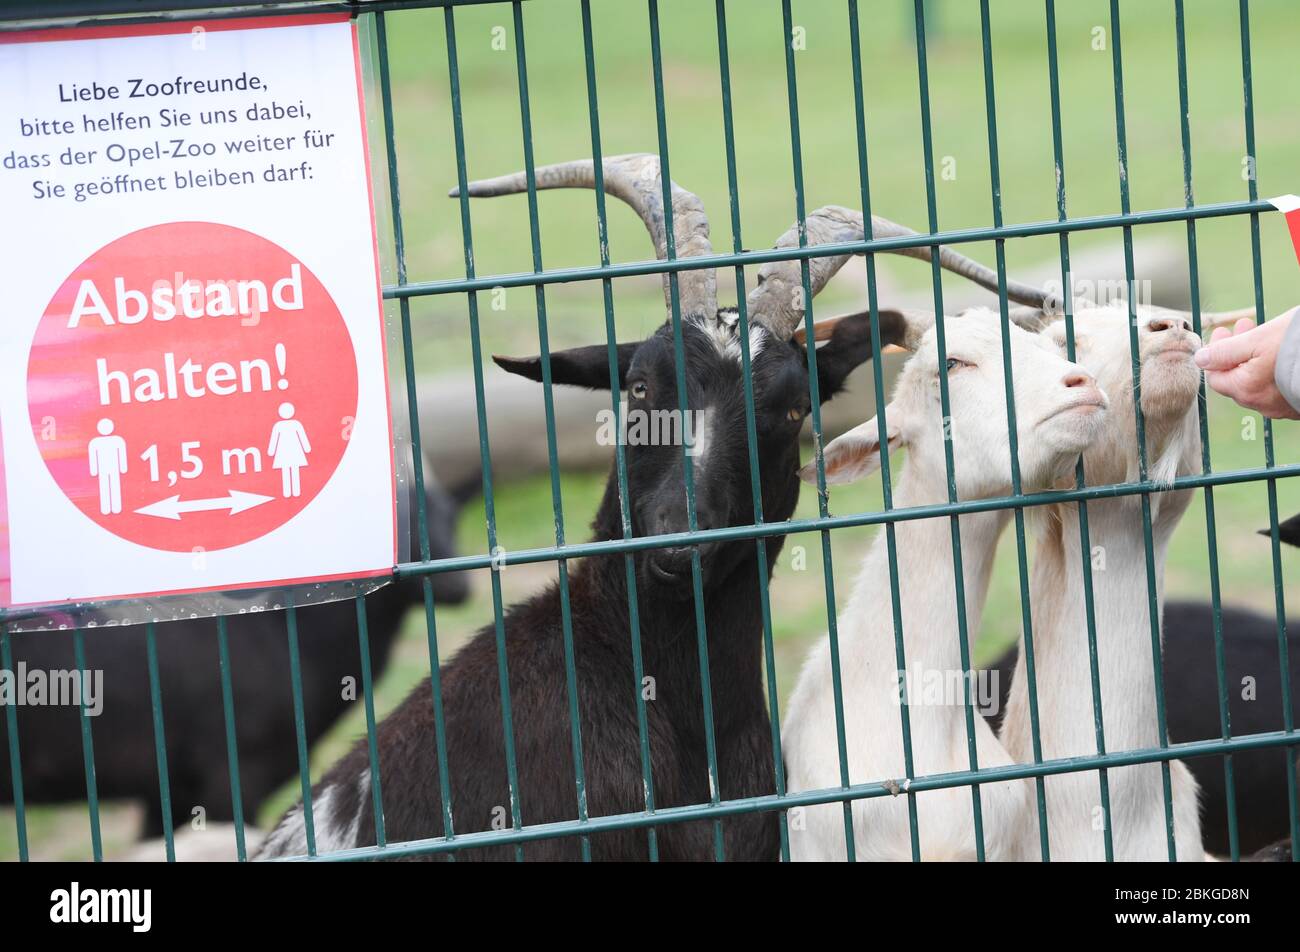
(745, 206, 1060, 340)
(450, 153, 717, 319)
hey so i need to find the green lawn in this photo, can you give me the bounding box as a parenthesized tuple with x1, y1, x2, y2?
(6, 0, 1300, 859)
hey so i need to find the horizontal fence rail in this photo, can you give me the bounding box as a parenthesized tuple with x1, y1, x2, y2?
(383, 463, 1300, 579)
(1, 0, 1296, 864)
(380, 200, 1281, 301)
(281, 729, 1300, 863)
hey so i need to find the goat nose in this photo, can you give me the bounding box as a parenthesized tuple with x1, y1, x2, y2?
(694, 507, 721, 533)
(654, 502, 723, 537)
(1148, 317, 1191, 334)
(1062, 369, 1095, 390)
(654, 510, 686, 537)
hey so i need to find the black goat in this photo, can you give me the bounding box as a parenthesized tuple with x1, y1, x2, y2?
(986, 599, 1299, 858)
(260, 153, 1053, 861)
(0, 469, 467, 841)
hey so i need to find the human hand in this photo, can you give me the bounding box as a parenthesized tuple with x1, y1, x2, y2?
(1194, 307, 1300, 420)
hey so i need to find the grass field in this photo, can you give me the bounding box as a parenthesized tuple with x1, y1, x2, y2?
(5, 0, 1300, 859)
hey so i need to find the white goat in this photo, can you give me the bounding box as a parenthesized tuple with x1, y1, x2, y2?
(783, 307, 1108, 861)
(1001, 303, 1209, 861)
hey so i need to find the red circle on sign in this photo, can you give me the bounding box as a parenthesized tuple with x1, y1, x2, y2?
(27, 221, 359, 553)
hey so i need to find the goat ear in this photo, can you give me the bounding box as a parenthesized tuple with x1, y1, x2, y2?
(799, 415, 903, 485)
(805, 309, 908, 402)
(493, 342, 638, 391)
(1259, 511, 1300, 548)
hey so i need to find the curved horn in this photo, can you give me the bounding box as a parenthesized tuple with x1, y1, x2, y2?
(450, 153, 717, 318)
(745, 206, 1060, 340)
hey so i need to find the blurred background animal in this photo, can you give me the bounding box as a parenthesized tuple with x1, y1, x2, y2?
(0, 462, 468, 839)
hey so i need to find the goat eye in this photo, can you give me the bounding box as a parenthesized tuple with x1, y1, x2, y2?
(629, 381, 649, 400)
(787, 407, 805, 422)
(946, 357, 971, 374)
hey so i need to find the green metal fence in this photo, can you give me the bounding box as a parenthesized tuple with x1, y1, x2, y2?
(1, 0, 1297, 863)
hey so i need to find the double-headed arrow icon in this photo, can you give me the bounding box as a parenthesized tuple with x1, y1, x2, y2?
(134, 489, 274, 520)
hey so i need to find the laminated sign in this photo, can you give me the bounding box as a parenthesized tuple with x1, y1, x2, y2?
(0, 15, 396, 611)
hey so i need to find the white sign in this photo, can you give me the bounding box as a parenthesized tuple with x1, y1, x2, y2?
(0, 15, 395, 609)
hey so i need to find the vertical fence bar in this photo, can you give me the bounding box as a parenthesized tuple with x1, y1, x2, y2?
(143, 622, 176, 862)
(351, 9, 400, 853)
(1, 626, 28, 861)
(779, 0, 857, 862)
(1237, 0, 1299, 860)
(1108, 0, 1179, 861)
(374, 9, 457, 859)
(716, 0, 790, 861)
(846, 0, 922, 862)
(71, 629, 102, 861)
(1044, 0, 1114, 862)
(354, 595, 387, 848)
(416, 574, 458, 852)
(508, 0, 592, 860)
(578, 0, 660, 860)
(646, 0, 726, 861)
(977, 0, 1049, 862)
(1172, 0, 1239, 861)
(283, 597, 317, 857)
(443, 3, 524, 862)
(214, 616, 247, 861)
(912, 0, 986, 860)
